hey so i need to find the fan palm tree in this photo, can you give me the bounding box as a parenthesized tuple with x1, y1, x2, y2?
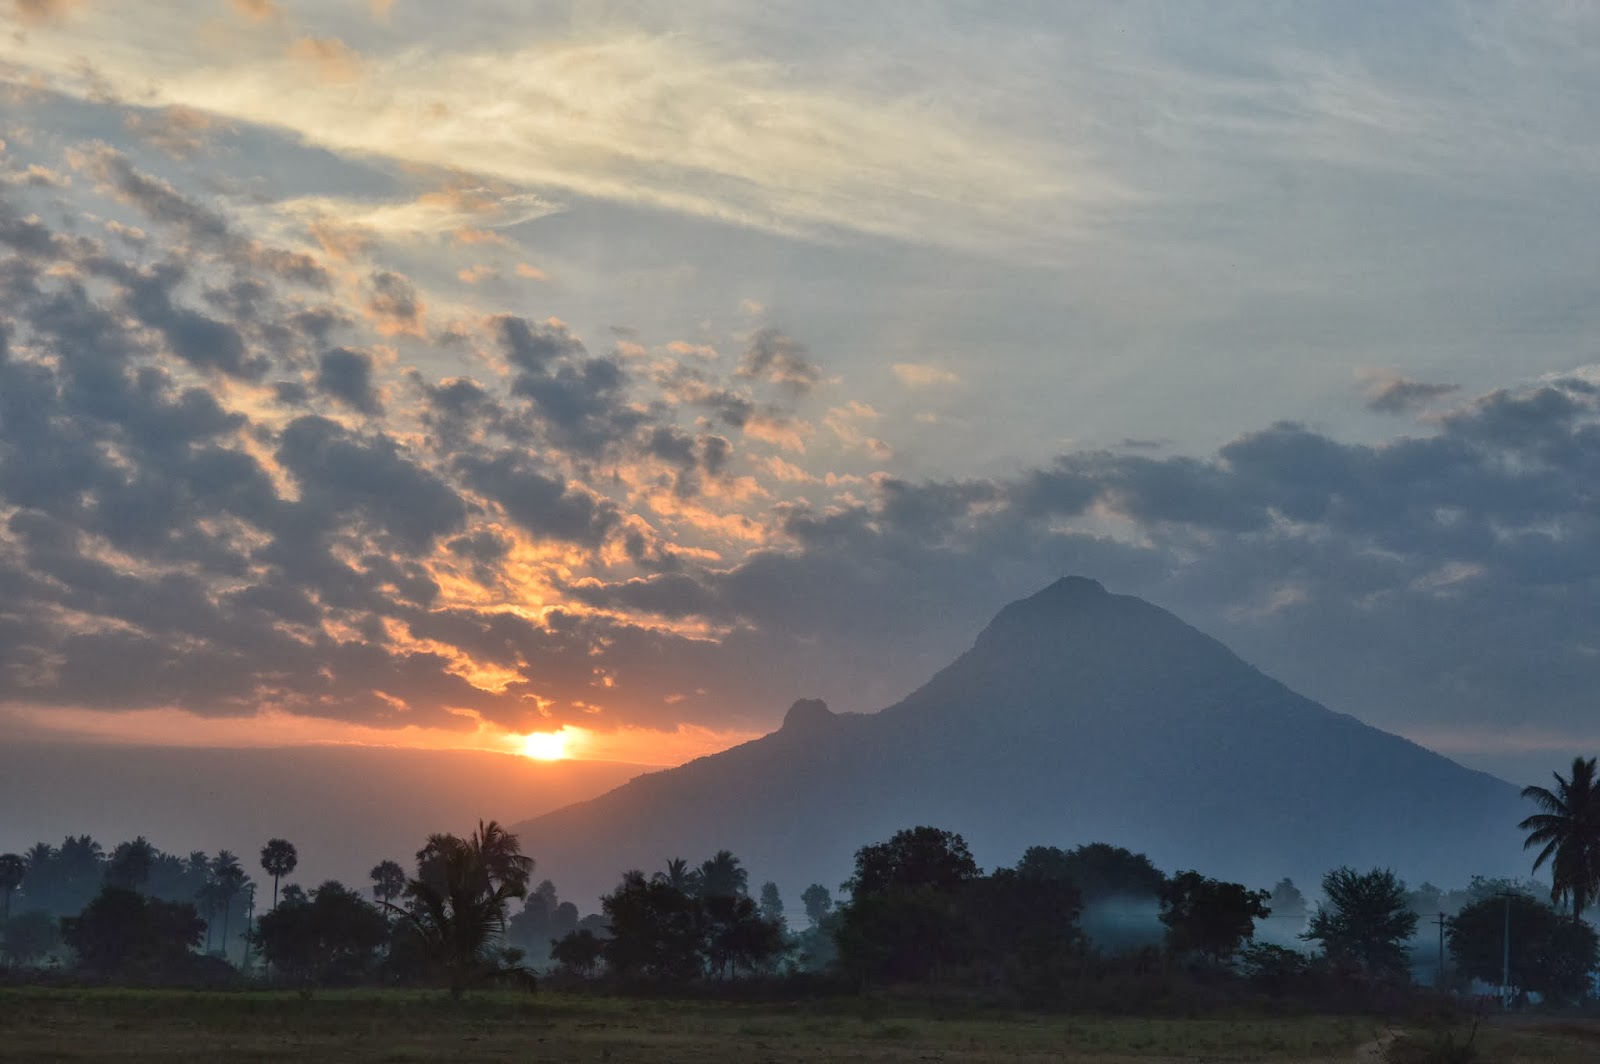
(259, 839, 298, 910)
(369, 860, 406, 906)
(0, 853, 24, 920)
(385, 821, 532, 1000)
(1520, 756, 1600, 920)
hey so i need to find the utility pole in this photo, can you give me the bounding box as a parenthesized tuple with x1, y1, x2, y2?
(1436, 912, 1447, 989)
(1496, 890, 1517, 1008)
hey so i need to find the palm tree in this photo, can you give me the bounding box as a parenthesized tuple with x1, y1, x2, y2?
(0, 853, 24, 920)
(698, 850, 748, 899)
(211, 851, 248, 960)
(370, 860, 406, 906)
(385, 821, 533, 1000)
(653, 857, 701, 894)
(1520, 756, 1600, 920)
(259, 839, 298, 911)
(106, 837, 157, 891)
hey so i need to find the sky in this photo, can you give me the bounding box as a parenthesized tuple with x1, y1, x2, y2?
(2, 1, 1600, 785)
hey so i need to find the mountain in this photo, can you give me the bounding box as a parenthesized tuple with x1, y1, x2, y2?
(514, 577, 1527, 906)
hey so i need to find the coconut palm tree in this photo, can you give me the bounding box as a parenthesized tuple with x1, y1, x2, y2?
(1520, 756, 1600, 921)
(653, 857, 701, 895)
(385, 821, 532, 1000)
(698, 850, 748, 899)
(106, 837, 157, 892)
(211, 851, 248, 960)
(259, 839, 297, 911)
(0, 853, 24, 920)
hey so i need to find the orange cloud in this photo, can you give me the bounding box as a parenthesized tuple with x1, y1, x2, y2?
(287, 36, 364, 84)
(457, 264, 498, 285)
(453, 226, 511, 248)
(10, 0, 82, 25)
(123, 105, 229, 159)
(230, 0, 281, 23)
(514, 262, 547, 281)
(370, 0, 396, 20)
(309, 218, 376, 261)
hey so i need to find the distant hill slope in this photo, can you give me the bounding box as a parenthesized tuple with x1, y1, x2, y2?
(514, 577, 1526, 906)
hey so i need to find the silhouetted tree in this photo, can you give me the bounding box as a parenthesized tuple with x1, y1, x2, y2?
(53, 835, 105, 916)
(704, 891, 787, 978)
(2, 909, 59, 966)
(210, 851, 248, 960)
(1026, 843, 1165, 904)
(600, 870, 705, 981)
(964, 862, 1084, 1003)
(1159, 871, 1270, 964)
(251, 880, 389, 985)
(847, 826, 981, 897)
(837, 827, 982, 984)
(0, 853, 22, 920)
(63, 886, 204, 979)
(1449, 890, 1599, 1003)
(758, 881, 785, 929)
(370, 859, 406, 906)
(21, 843, 57, 913)
(1520, 756, 1600, 922)
(800, 883, 833, 928)
(507, 879, 561, 955)
(1269, 878, 1307, 923)
(106, 837, 157, 892)
(259, 839, 298, 911)
(1304, 867, 1417, 983)
(697, 850, 748, 899)
(653, 857, 700, 894)
(386, 821, 532, 1000)
(550, 928, 604, 976)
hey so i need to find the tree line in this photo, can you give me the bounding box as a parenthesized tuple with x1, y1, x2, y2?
(3, 754, 1600, 1005)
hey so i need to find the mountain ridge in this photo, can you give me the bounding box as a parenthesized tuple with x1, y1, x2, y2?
(514, 577, 1524, 906)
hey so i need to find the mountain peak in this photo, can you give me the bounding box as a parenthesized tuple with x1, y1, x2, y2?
(1035, 575, 1108, 601)
(780, 697, 835, 732)
(979, 575, 1111, 637)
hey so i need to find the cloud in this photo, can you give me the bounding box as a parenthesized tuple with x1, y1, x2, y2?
(122, 105, 230, 159)
(364, 270, 425, 337)
(9, 0, 81, 26)
(737, 328, 820, 395)
(273, 186, 557, 242)
(1360, 370, 1460, 414)
(892, 362, 959, 388)
(230, 0, 281, 24)
(315, 347, 383, 414)
(287, 37, 365, 85)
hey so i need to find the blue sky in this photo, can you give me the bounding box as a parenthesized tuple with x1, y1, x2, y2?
(2, 0, 1599, 781)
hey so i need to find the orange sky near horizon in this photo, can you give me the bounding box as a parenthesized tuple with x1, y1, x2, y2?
(0, 704, 761, 768)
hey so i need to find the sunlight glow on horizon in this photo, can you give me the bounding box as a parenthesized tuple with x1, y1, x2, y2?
(520, 728, 575, 761)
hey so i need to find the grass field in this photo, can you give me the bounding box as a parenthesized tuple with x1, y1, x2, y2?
(2, 987, 1598, 1062)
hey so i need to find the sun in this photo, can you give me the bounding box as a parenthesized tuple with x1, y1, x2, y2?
(520, 729, 571, 761)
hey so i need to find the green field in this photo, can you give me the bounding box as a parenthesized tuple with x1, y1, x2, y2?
(2, 988, 1598, 1062)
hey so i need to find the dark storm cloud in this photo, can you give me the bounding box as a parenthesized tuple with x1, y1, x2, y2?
(736, 327, 821, 395)
(315, 347, 382, 414)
